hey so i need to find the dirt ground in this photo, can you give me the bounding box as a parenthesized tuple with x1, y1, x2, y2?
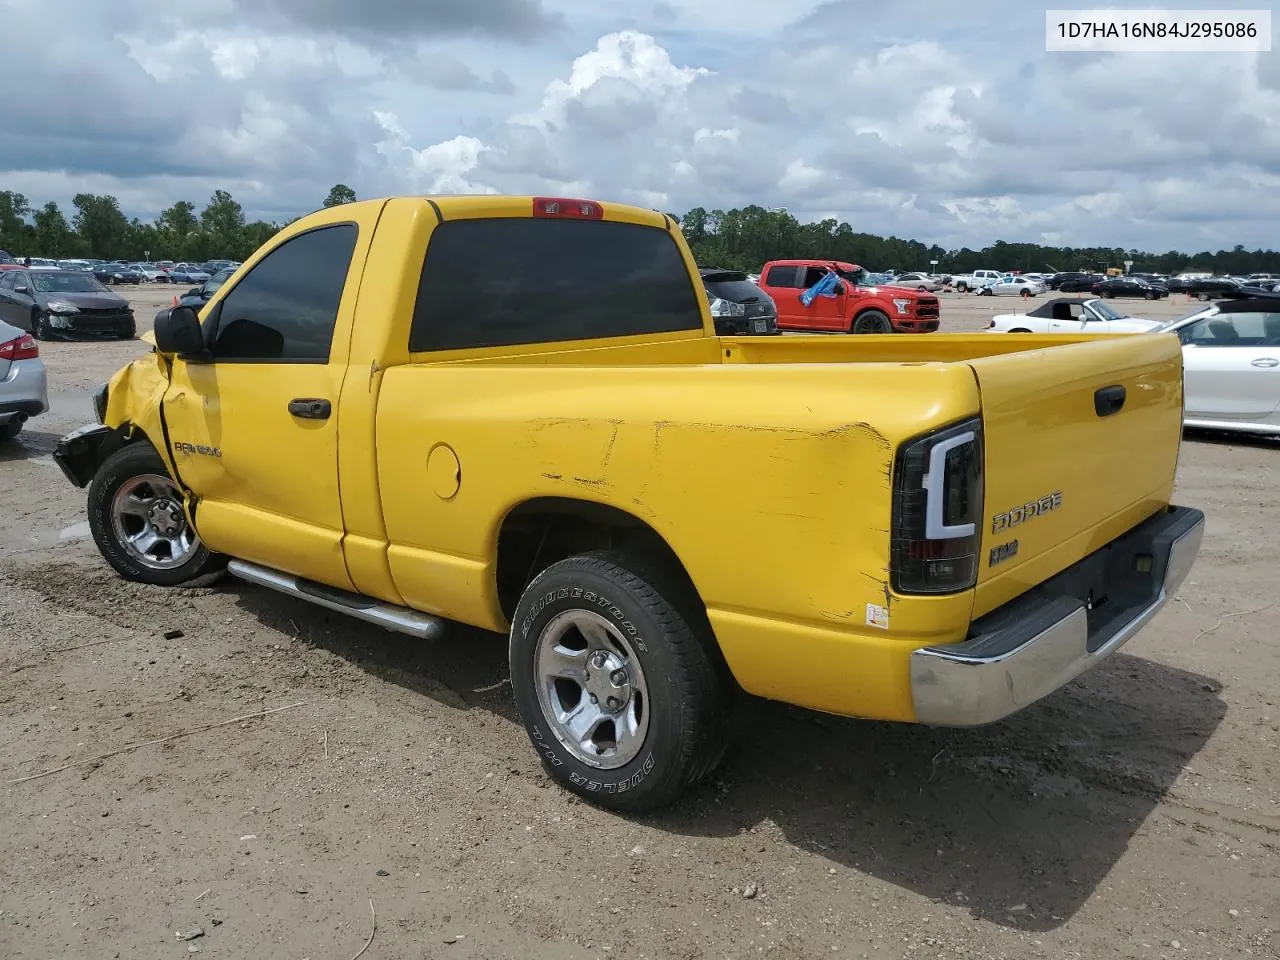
(1, 288, 1276, 960)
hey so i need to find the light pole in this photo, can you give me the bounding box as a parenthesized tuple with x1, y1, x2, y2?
(930, 259, 938, 277)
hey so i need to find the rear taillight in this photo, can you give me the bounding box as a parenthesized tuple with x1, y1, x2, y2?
(532, 197, 603, 220)
(890, 417, 984, 594)
(0, 333, 38, 361)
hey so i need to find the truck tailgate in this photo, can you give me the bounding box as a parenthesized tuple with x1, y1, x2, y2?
(967, 334, 1184, 617)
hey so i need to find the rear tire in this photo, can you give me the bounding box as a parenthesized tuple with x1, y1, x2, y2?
(851, 310, 893, 334)
(509, 549, 728, 812)
(956, 282, 969, 293)
(88, 443, 226, 586)
(0, 419, 22, 441)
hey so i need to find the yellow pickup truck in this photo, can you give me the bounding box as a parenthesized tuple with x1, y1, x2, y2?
(53, 195, 1204, 811)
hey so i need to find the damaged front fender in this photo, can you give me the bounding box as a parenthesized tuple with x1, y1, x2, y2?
(54, 351, 178, 489)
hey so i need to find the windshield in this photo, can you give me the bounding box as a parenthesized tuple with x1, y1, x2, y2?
(1089, 300, 1126, 321)
(33, 272, 110, 294)
(206, 269, 234, 294)
(836, 267, 873, 286)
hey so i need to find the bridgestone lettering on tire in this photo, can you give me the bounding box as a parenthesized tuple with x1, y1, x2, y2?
(509, 550, 728, 812)
(88, 443, 226, 587)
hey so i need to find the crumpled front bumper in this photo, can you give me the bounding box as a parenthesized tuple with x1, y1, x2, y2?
(910, 505, 1205, 726)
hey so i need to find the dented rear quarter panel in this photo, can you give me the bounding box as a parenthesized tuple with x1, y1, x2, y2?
(375, 359, 984, 718)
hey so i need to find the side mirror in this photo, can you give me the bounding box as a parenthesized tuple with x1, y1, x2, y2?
(14, 284, 28, 294)
(153, 305, 207, 359)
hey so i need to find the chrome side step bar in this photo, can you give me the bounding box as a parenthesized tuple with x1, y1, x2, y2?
(226, 560, 445, 640)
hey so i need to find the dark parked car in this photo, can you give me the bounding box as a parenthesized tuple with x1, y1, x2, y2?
(178, 267, 235, 307)
(1056, 273, 1107, 293)
(1092, 277, 1170, 300)
(93, 263, 140, 285)
(698, 268, 779, 335)
(0, 269, 135, 340)
(1164, 276, 1241, 300)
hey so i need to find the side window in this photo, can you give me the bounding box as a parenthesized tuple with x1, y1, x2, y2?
(0, 273, 13, 290)
(801, 267, 829, 287)
(408, 218, 703, 352)
(764, 266, 799, 288)
(1182, 316, 1241, 345)
(1261, 313, 1280, 346)
(210, 224, 357, 362)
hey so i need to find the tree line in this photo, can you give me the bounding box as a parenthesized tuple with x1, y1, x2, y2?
(0, 184, 358, 263)
(675, 206, 1280, 276)
(3, 184, 1278, 277)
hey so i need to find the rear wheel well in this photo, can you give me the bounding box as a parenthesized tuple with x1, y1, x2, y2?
(495, 497, 736, 685)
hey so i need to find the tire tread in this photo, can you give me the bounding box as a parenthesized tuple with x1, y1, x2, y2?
(513, 549, 729, 811)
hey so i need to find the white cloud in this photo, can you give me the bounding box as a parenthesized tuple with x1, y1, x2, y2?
(2, 0, 1278, 252)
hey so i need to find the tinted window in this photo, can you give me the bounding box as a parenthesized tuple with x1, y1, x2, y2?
(764, 266, 799, 288)
(0, 273, 13, 290)
(408, 218, 702, 352)
(704, 277, 766, 302)
(211, 224, 357, 361)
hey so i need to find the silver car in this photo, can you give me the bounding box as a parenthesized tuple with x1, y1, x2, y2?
(0, 317, 49, 441)
(886, 272, 943, 292)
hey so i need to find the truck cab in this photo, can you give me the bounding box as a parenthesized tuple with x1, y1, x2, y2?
(757, 260, 940, 334)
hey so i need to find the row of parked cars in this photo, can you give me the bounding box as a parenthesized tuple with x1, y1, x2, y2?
(3, 256, 241, 286)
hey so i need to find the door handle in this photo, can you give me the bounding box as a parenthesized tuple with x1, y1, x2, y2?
(1251, 357, 1279, 368)
(1094, 384, 1126, 417)
(288, 398, 331, 420)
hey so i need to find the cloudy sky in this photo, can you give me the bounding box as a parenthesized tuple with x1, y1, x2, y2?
(3, 0, 1277, 251)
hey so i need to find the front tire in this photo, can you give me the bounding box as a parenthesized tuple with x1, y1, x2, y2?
(851, 310, 892, 334)
(509, 550, 728, 812)
(88, 443, 226, 586)
(0, 419, 22, 441)
(31, 310, 50, 340)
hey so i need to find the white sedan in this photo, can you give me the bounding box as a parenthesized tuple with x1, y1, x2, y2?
(1148, 300, 1280, 437)
(986, 296, 1158, 333)
(978, 276, 1046, 298)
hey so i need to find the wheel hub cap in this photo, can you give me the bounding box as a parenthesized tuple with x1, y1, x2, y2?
(147, 499, 185, 536)
(583, 649, 632, 712)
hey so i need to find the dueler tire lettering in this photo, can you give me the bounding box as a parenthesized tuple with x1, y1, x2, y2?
(509, 549, 729, 812)
(87, 443, 227, 587)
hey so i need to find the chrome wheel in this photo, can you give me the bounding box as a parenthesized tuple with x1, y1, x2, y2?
(533, 609, 650, 769)
(110, 474, 197, 571)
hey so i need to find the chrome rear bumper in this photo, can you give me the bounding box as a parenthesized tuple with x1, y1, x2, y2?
(910, 505, 1204, 726)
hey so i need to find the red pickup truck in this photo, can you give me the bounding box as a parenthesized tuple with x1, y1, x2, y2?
(758, 259, 940, 333)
